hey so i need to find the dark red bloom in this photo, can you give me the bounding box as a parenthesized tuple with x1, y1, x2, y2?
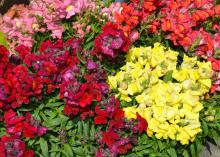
(117, 143, 132, 154)
(132, 113, 148, 134)
(24, 150, 35, 157)
(0, 135, 26, 157)
(0, 45, 9, 63)
(93, 22, 131, 59)
(15, 45, 30, 60)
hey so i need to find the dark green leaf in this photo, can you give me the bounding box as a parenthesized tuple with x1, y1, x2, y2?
(202, 120, 209, 137)
(190, 144, 196, 157)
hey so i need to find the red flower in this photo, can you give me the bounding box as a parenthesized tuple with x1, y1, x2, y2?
(93, 22, 131, 59)
(208, 58, 220, 71)
(102, 130, 119, 147)
(0, 135, 26, 157)
(118, 143, 132, 154)
(4, 110, 47, 138)
(15, 45, 30, 60)
(4, 109, 25, 126)
(24, 150, 35, 157)
(23, 122, 38, 138)
(0, 45, 9, 63)
(136, 113, 148, 134)
(79, 92, 93, 107)
(94, 116, 108, 125)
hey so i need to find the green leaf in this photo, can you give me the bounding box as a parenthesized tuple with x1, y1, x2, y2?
(72, 147, 85, 156)
(158, 141, 166, 151)
(76, 51, 86, 64)
(0, 32, 8, 47)
(77, 121, 83, 135)
(182, 150, 189, 157)
(202, 120, 209, 137)
(45, 118, 61, 127)
(210, 129, 219, 145)
(46, 102, 64, 108)
(190, 144, 196, 157)
(63, 144, 73, 157)
(195, 139, 203, 154)
(83, 121, 89, 138)
(90, 123, 95, 141)
(167, 148, 177, 157)
(40, 138, 49, 157)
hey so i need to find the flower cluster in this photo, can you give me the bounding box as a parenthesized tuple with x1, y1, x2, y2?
(108, 43, 212, 144)
(0, 109, 47, 157)
(0, 135, 35, 157)
(60, 59, 109, 120)
(95, 97, 147, 157)
(0, 0, 96, 48)
(93, 22, 131, 60)
(4, 110, 48, 138)
(149, 0, 220, 58)
(0, 45, 43, 109)
(113, 0, 162, 37)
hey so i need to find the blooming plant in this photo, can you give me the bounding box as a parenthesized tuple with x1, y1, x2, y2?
(0, 0, 220, 157)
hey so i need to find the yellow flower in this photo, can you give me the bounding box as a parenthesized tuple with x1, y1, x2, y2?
(172, 69, 188, 82)
(108, 44, 212, 145)
(123, 106, 137, 119)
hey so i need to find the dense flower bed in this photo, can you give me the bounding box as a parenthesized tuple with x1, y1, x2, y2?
(0, 0, 220, 157)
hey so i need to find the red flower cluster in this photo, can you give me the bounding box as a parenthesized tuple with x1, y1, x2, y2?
(0, 109, 47, 157)
(93, 22, 131, 59)
(0, 37, 81, 107)
(94, 97, 148, 157)
(0, 135, 34, 157)
(4, 110, 48, 138)
(60, 56, 109, 119)
(0, 45, 44, 109)
(148, 0, 220, 58)
(114, 0, 162, 37)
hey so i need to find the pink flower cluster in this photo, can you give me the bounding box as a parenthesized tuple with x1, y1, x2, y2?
(101, 2, 122, 22)
(0, 0, 96, 48)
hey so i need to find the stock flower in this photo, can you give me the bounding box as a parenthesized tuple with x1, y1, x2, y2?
(93, 22, 131, 59)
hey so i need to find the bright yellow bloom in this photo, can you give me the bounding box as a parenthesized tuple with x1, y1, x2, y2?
(108, 43, 212, 145)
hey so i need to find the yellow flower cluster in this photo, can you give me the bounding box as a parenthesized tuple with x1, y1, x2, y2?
(108, 43, 212, 145)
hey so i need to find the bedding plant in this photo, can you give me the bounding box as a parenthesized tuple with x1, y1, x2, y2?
(0, 0, 220, 157)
